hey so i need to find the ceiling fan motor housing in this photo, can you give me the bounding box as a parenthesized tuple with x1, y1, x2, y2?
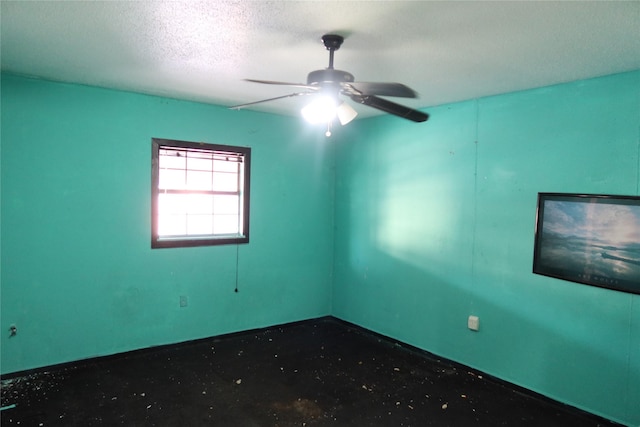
(307, 69, 354, 86)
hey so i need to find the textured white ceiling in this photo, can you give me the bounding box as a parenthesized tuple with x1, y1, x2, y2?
(2, 1, 639, 119)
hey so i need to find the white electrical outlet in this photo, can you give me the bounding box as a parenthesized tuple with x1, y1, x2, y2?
(468, 315, 480, 331)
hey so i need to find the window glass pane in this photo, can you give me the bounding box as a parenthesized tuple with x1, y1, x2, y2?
(187, 214, 214, 235)
(186, 194, 214, 214)
(158, 214, 187, 236)
(159, 194, 187, 214)
(159, 169, 186, 190)
(159, 151, 186, 169)
(187, 156, 213, 172)
(214, 215, 239, 234)
(213, 172, 238, 192)
(214, 195, 239, 215)
(214, 159, 239, 173)
(186, 170, 212, 190)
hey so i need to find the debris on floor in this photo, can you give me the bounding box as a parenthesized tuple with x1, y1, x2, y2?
(0, 318, 618, 426)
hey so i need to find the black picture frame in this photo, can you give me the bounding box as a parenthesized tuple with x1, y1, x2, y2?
(533, 192, 640, 295)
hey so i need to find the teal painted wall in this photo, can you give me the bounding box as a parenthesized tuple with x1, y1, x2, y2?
(0, 74, 334, 374)
(3, 70, 639, 426)
(332, 71, 640, 426)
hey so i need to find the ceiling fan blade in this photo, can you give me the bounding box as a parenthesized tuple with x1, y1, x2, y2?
(345, 82, 418, 98)
(229, 92, 312, 110)
(245, 79, 317, 90)
(350, 95, 429, 123)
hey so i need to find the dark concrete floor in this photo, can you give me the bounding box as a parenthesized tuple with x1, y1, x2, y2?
(1, 317, 618, 426)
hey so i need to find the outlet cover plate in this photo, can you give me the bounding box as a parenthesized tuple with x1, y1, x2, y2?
(468, 315, 480, 331)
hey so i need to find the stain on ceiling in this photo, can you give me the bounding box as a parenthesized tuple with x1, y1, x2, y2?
(1, 1, 639, 119)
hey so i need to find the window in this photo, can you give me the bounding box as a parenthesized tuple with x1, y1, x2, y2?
(151, 138, 250, 248)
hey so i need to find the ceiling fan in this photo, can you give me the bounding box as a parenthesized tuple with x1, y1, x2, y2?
(230, 34, 429, 132)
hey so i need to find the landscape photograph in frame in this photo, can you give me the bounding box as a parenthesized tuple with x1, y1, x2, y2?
(533, 193, 640, 295)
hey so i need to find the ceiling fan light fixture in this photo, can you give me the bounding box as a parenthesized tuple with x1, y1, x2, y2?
(301, 96, 338, 124)
(336, 102, 358, 125)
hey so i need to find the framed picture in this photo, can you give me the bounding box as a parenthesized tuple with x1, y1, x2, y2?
(533, 192, 640, 295)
